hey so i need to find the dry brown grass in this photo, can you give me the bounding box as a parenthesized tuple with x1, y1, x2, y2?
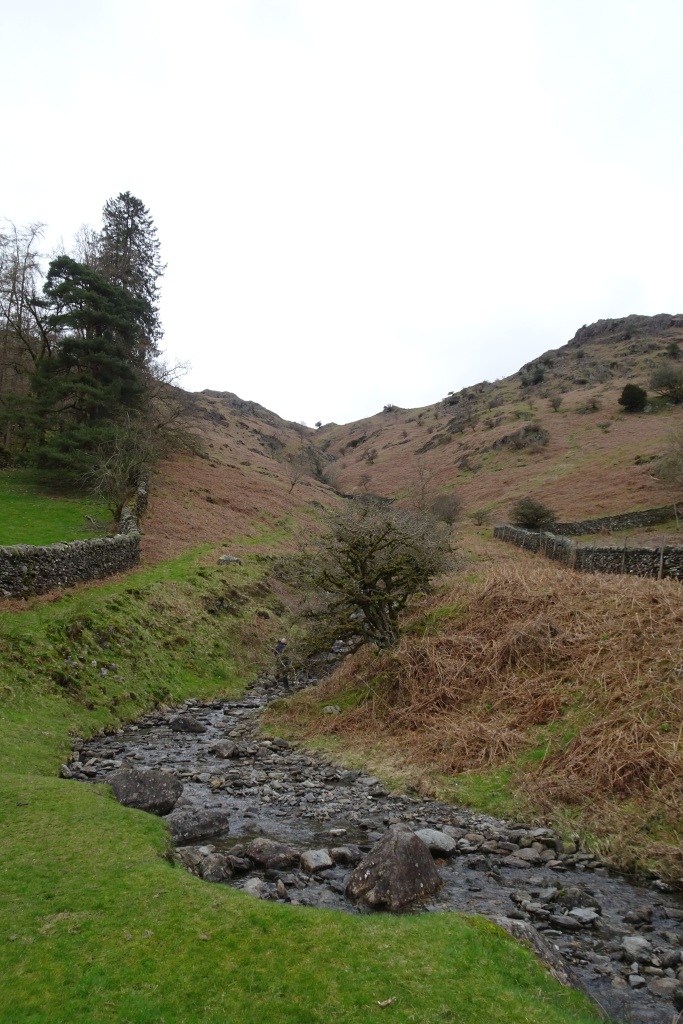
(268, 557, 683, 879)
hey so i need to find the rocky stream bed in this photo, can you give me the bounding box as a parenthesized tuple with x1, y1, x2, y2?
(64, 675, 683, 1024)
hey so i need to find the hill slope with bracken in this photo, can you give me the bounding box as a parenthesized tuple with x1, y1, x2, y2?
(313, 313, 683, 519)
(144, 313, 683, 558)
(141, 390, 339, 563)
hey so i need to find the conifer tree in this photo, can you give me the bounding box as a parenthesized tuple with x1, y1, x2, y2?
(28, 257, 147, 479)
(97, 192, 165, 359)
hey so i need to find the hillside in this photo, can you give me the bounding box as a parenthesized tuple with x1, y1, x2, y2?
(137, 315, 683, 569)
(140, 390, 338, 563)
(313, 314, 683, 519)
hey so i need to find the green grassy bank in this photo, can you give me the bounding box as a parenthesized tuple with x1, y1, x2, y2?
(0, 551, 603, 1024)
(0, 470, 111, 546)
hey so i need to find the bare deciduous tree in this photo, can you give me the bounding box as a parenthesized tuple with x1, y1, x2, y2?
(281, 500, 453, 654)
(286, 452, 310, 494)
(652, 430, 683, 490)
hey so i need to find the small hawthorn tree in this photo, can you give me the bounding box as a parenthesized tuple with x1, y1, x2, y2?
(282, 500, 452, 653)
(652, 429, 683, 490)
(650, 363, 683, 404)
(286, 452, 309, 494)
(80, 419, 151, 522)
(618, 384, 647, 412)
(430, 492, 461, 526)
(510, 496, 556, 529)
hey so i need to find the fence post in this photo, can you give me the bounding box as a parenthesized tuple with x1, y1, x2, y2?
(659, 545, 665, 580)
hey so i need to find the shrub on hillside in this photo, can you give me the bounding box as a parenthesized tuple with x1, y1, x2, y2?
(506, 423, 550, 451)
(280, 500, 452, 653)
(618, 384, 647, 412)
(652, 429, 683, 488)
(509, 496, 557, 529)
(650, 363, 683, 404)
(430, 493, 461, 526)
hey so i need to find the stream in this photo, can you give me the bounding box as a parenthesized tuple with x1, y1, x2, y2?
(67, 674, 683, 1024)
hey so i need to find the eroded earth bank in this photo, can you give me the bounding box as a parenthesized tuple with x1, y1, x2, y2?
(65, 677, 683, 1024)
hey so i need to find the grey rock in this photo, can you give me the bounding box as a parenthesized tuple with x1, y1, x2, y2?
(414, 828, 457, 856)
(167, 808, 230, 844)
(569, 907, 600, 925)
(169, 715, 207, 734)
(622, 936, 653, 961)
(549, 915, 582, 932)
(493, 917, 578, 989)
(512, 847, 543, 864)
(244, 838, 300, 870)
(555, 886, 601, 913)
(210, 741, 238, 759)
(628, 975, 646, 989)
(300, 849, 334, 874)
(346, 824, 442, 911)
(243, 877, 267, 898)
(503, 854, 534, 869)
(109, 767, 183, 815)
(218, 554, 243, 565)
(227, 855, 252, 874)
(660, 949, 681, 969)
(176, 846, 206, 875)
(624, 906, 653, 926)
(647, 977, 680, 998)
(330, 845, 363, 866)
(201, 853, 234, 883)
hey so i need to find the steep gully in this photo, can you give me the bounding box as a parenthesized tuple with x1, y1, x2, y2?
(68, 673, 683, 1024)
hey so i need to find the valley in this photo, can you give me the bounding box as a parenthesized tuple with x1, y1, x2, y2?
(2, 312, 683, 1023)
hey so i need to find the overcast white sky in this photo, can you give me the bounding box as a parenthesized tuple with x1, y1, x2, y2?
(2, 0, 683, 424)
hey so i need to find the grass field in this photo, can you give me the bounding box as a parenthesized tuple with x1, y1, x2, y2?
(0, 550, 603, 1024)
(0, 470, 111, 546)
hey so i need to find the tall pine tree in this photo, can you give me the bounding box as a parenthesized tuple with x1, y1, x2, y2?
(28, 257, 147, 480)
(97, 192, 165, 360)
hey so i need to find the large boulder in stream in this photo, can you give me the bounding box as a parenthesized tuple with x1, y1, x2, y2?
(169, 715, 207, 734)
(167, 807, 230, 844)
(109, 767, 183, 816)
(346, 824, 442, 910)
(244, 838, 300, 871)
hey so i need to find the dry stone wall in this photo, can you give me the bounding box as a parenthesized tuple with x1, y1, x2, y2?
(0, 481, 148, 598)
(494, 522, 683, 582)
(553, 504, 680, 537)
